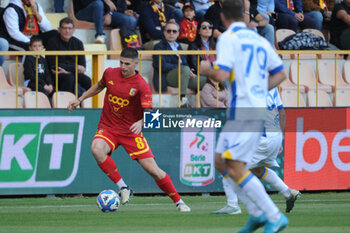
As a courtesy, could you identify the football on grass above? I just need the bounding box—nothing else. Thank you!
[97,190,120,212]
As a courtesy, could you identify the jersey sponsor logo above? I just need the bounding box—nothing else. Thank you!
[129,88,136,96]
[108,81,114,85]
[250,85,265,98]
[108,94,130,107]
[113,106,120,113]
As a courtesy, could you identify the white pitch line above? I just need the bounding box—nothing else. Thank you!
[0,198,349,210]
[0,203,173,209]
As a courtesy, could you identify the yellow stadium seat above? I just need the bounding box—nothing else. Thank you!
[289,61,332,92]
[109,28,122,59]
[307,90,333,107]
[24,91,51,108]
[0,67,13,89]
[0,89,22,108]
[7,63,30,94]
[84,43,107,60]
[335,89,350,106]
[52,91,77,108]
[279,74,306,92]
[302,28,325,40]
[280,89,306,107]
[275,29,295,59]
[342,60,350,84]
[7,63,25,87]
[276,29,295,44]
[45,13,68,29]
[1,66,25,95]
[318,61,350,91]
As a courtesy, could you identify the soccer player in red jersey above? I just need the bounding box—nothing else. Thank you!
[68,47,190,212]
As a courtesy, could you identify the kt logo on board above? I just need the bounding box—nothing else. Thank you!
[0,117,84,188]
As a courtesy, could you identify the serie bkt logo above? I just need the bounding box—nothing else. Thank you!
[0,117,84,188]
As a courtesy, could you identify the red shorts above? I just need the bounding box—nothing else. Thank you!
[92,128,154,160]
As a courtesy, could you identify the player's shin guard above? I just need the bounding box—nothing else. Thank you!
[238,170,280,222]
[98,156,122,184]
[259,167,291,199]
[156,173,181,203]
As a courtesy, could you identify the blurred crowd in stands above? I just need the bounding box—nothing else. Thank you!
[0,0,350,107]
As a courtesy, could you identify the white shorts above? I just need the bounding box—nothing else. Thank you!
[216,120,264,164]
[247,133,283,169]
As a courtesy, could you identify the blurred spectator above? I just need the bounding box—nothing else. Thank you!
[0,38,9,66]
[126,0,145,14]
[274,0,318,32]
[322,0,335,21]
[164,0,185,21]
[204,0,225,39]
[330,0,350,49]
[0,0,58,51]
[178,3,198,44]
[140,0,177,49]
[73,0,138,44]
[187,20,216,74]
[200,79,228,107]
[153,22,206,107]
[302,0,335,27]
[107,0,138,35]
[250,0,275,45]
[258,0,275,16]
[301,0,324,30]
[54,0,64,13]
[192,0,212,22]
[46,17,91,96]
[257,0,278,27]
[23,36,53,98]
[73,0,105,43]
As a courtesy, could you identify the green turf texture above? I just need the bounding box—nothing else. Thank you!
[0,192,349,233]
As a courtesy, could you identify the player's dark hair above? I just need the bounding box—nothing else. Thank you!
[221,0,244,21]
[59,17,75,28]
[29,36,42,46]
[120,47,138,60]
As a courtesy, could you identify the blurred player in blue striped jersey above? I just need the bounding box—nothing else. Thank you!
[200,0,288,232]
[247,87,301,213]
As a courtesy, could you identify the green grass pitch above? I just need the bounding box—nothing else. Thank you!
[0,192,349,233]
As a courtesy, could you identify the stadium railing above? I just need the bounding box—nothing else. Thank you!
[0,50,350,108]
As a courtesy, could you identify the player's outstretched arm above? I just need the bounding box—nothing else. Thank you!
[67,81,105,112]
[67,99,81,112]
[268,69,287,90]
[199,60,230,83]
